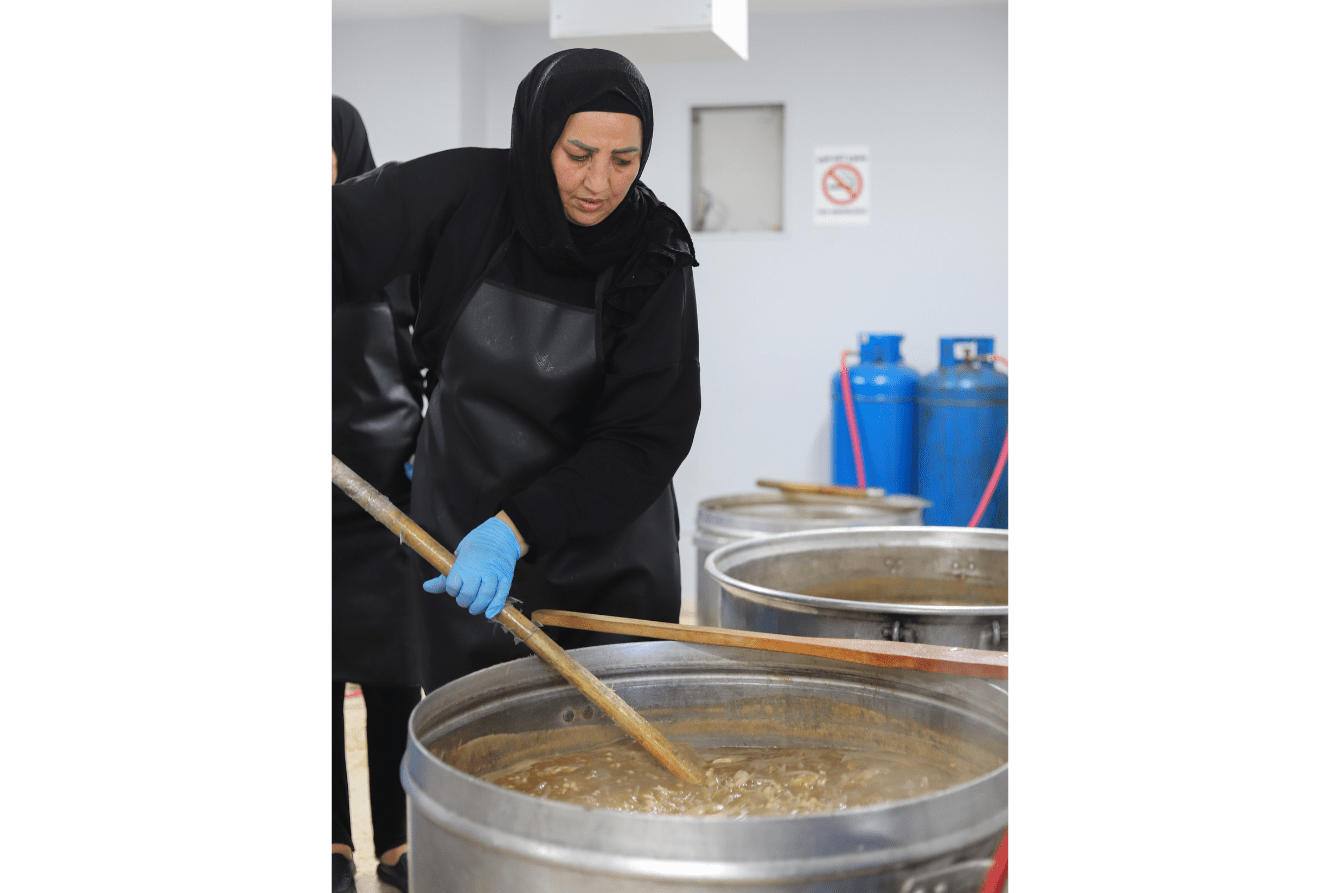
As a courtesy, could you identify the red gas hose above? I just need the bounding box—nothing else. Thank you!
[967,354,1008,529]
[979,829,1008,893]
[967,430,1008,528]
[838,349,867,489]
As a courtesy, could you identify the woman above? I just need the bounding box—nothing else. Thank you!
[331,96,422,893]
[332,49,699,695]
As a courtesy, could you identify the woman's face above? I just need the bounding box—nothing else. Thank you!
[550,111,642,226]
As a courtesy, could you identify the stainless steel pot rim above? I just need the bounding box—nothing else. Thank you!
[692,529,747,550]
[704,526,1008,618]
[696,493,930,538]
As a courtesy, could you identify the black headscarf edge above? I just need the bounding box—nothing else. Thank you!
[332,96,376,183]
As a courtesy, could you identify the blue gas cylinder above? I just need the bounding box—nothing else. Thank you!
[916,337,1008,528]
[832,333,919,494]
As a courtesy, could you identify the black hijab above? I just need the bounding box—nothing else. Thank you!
[508,48,695,289]
[333,96,376,183]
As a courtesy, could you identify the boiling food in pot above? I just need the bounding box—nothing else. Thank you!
[478,738,980,817]
[434,694,1005,818]
[483,744,968,816]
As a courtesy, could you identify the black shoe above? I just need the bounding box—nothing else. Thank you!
[376,852,409,892]
[333,853,355,893]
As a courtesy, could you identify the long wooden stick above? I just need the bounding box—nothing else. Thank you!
[332,456,705,785]
[531,610,1008,680]
[755,478,886,498]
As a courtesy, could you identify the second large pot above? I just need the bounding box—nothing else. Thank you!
[693,492,928,626]
[706,527,1007,650]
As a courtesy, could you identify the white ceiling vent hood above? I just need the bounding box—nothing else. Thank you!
[550,0,748,65]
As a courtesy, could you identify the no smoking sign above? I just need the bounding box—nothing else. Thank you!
[814,147,870,225]
[822,163,863,204]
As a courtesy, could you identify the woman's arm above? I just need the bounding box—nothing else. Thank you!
[332,148,492,306]
[501,265,701,552]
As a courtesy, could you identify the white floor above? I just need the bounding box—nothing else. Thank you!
[340,685,401,893]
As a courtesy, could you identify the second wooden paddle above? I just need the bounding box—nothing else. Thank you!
[531,610,1008,680]
[332,456,705,785]
[756,478,885,498]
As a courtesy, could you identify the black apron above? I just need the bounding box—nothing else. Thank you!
[409,235,681,692]
[332,278,426,686]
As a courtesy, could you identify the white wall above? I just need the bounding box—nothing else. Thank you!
[332,14,486,164]
[332,5,1007,615]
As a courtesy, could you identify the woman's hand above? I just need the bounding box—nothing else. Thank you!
[423,514,527,619]
[332,147,338,185]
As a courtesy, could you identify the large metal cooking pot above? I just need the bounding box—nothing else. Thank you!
[707,527,1007,651]
[404,641,1006,892]
[693,493,928,626]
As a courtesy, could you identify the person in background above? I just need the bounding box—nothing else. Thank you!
[332,50,700,695]
[331,95,423,893]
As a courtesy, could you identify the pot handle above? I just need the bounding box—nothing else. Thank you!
[898,858,994,893]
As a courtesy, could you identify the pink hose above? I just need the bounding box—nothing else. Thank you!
[967,354,1008,529]
[838,350,867,489]
[967,431,1008,528]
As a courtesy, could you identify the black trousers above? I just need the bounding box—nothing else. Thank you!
[333,680,421,857]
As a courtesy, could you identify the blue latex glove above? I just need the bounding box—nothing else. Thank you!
[422,517,521,619]
[403,462,414,480]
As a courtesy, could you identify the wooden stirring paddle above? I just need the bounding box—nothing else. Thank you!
[332,456,705,786]
[531,610,1008,680]
[755,478,886,498]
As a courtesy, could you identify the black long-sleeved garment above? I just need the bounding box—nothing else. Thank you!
[332,147,699,553]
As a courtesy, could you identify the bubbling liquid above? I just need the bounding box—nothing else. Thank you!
[435,694,1006,819]
[480,738,977,817]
